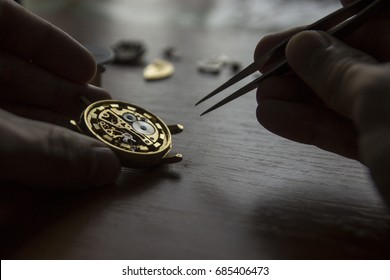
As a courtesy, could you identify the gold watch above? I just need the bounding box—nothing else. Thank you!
[72,99,183,168]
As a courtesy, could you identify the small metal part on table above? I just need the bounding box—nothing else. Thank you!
[229,61,242,73]
[112,40,146,64]
[163,46,181,61]
[143,59,175,81]
[197,54,229,74]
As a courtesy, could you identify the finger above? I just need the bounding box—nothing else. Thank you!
[0,50,111,119]
[0,109,121,190]
[360,128,390,206]
[343,8,390,62]
[0,101,74,128]
[257,74,322,105]
[256,74,358,159]
[254,2,390,66]
[337,0,390,62]
[340,0,354,6]
[254,27,304,72]
[257,99,358,160]
[357,83,390,205]
[254,27,304,61]
[285,30,378,119]
[0,0,96,83]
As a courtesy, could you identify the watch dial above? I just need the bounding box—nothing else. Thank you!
[83,101,170,154]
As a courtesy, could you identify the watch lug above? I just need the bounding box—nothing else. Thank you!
[70,120,82,132]
[168,124,184,134]
[161,153,183,164]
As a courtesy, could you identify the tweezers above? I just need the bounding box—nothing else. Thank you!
[196,0,385,116]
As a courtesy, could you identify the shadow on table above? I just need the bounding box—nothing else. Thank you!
[249,185,390,259]
[0,166,180,259]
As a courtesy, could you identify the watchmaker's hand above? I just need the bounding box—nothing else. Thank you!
[255,0,390,161]
[0,109,121,189]
[0,0,111,126]
[255,0,390,205]
[0,0,121,189]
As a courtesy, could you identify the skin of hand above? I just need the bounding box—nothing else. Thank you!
[255,0,390,205]
[0,0,121,190]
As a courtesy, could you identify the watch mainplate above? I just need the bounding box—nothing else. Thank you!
[79,100,177,168]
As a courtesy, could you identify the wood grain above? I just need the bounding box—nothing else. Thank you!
[1,0,389,259]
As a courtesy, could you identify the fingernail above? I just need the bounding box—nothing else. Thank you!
[88,147,121,187]
[286,31,332,74]
[288,30,332,51]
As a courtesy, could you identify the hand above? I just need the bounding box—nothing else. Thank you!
[0,0,121,190]
[255,0,390,204]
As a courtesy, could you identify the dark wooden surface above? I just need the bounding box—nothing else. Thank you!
[1,0,390,259]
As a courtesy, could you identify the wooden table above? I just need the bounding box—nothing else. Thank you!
[1,0,389,259]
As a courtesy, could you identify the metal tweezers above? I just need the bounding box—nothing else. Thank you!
[196,0,385,116]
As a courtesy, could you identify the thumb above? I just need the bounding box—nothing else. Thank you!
[0,110,121,190]
[285,30,378,119]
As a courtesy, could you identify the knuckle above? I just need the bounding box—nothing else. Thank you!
[320,50,377,116]
[41,77,68,109]
[45,126,75,165]
[323,55,362,107]
[44,126,91,184]
[353,65,390,131]
[354,66,390,96]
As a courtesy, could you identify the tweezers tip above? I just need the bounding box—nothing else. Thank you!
[195,97,207,106]
[196,90,220,106]
[200,107,215,116]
